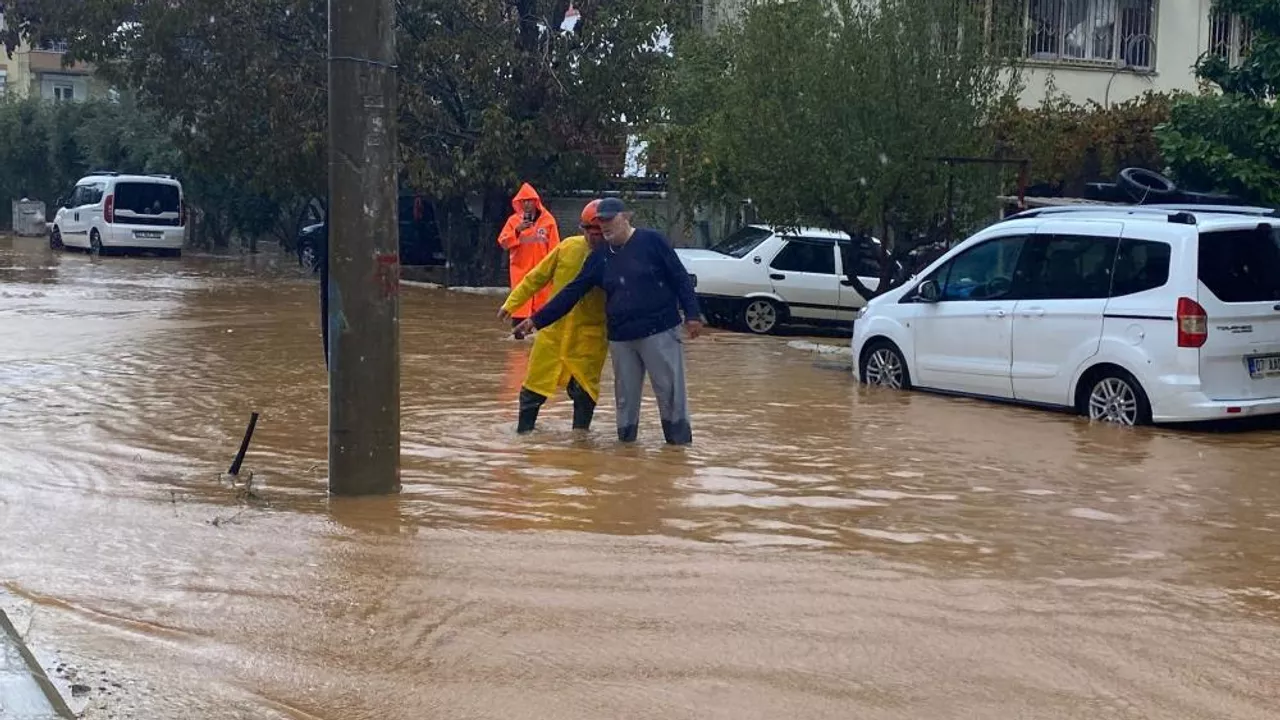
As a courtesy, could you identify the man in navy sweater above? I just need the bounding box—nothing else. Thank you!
[514,198,704,445]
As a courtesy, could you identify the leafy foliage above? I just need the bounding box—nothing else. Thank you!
[992,89,1174,196]
[1156,0,1280,207]
[661,0,1022,297]
[397,0,690,284]
[3,0,690,279]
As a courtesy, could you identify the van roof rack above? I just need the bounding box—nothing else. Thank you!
[85,170,119,177]
[1003,204,1278,223]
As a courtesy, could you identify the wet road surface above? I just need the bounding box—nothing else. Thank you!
[2,236,1280,719]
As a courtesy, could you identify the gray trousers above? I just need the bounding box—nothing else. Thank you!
[610,326,692,445]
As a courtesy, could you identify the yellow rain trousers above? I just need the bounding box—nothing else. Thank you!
[501,235,607,401]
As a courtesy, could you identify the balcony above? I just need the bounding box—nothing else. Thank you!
[27,45,93,75]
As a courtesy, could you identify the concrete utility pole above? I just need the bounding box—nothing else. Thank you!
[327,0,401,495]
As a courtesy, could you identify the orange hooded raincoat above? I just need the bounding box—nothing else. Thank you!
[498,183,561,318]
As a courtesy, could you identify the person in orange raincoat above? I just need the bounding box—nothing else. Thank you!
[498,200,608,433]
[497,183,561,324]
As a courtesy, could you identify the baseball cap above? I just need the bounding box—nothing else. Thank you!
[596,197,626,220]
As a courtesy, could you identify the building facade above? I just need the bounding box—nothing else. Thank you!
[701,1,1251,108]
[0,13,97,102]
[1015,0,1249,107]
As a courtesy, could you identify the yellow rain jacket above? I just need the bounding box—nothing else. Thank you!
[501,235,608,401]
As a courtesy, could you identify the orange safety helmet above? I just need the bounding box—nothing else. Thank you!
[580,199,602,228]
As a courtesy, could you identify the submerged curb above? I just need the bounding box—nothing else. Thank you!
[786,340,853,357]
[0,608,74,719]
[400,280,509,296]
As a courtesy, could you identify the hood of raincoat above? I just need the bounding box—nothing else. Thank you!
[511,183,547,215]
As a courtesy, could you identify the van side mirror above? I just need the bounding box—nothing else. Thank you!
[56,197,65,208]
[916,279,940,303]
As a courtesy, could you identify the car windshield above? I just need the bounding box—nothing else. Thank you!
[711,226,772,258]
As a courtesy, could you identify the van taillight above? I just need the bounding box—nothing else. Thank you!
[1177,296,1207,348]
[104,194,114,224]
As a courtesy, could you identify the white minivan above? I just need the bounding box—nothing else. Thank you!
[852,205,1280,425]
[50,173,186,256]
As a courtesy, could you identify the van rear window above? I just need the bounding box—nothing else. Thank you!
[1198,226,1280,303]
[114,183,180,215]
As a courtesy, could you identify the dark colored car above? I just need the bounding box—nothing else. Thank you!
[297,193,445,271]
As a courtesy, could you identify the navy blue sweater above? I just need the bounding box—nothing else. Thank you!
[531,228,701,342]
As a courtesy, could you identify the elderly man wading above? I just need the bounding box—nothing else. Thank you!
[515,198,703,445]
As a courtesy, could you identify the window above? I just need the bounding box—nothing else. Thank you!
[77,184,104,205]
[53,83,75,102]
[1197,227,1280,304]
[1013,234,1117,300]
[114,182,181,215]
[1210,11,1252,67]
[1110,239,1170,296]
[711,226,772,259]
[0,70,7,99]
[1026,0,1155,69]
[70,186,91,207]
[839,240,883,278]
[936,235,1026,301]
[770,239,836,275]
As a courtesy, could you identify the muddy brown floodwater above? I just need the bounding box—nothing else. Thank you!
[2,236,1280,719]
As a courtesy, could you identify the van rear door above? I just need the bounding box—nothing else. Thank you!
[1196,224,1280,400]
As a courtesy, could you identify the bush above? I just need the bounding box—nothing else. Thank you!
[991,89,1176,196]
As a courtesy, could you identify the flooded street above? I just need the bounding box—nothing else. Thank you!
[3,235,1280,719]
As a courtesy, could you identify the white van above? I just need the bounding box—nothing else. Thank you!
[852,205,1280,425]
[50,173,186,256]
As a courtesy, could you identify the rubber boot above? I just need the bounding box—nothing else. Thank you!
[566,378,596,430]
[661,419,693,446]
[517,388,546,434]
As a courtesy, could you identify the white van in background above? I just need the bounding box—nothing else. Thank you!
[50,173,186,256]
[852,205,1280,426]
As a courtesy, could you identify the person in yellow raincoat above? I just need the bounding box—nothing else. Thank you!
[498,200,609,433]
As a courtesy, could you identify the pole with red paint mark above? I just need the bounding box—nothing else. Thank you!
[327,0,401,496]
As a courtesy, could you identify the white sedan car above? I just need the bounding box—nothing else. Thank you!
[676,225,884,334]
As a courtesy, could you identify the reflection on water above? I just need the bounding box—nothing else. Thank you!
[2,235,1280,718]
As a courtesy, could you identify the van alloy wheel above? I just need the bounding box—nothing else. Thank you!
[864,347,906,389]
[1088,377,1139,426]
[742,299,780,334]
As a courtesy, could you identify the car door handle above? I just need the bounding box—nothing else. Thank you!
[986,308,1007,318]
[1019,308,1045,317]
[840,278,853,286]
[770,273,785,280]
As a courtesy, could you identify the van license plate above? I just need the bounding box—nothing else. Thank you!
[135,231,162,239]
[1247,355,1280,379]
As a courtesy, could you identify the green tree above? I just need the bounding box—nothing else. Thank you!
[397,0,690,284]
[5,0,690,277]
[662,0,1022,298]
[0,95,177,227]
[1156,0,1280,206]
